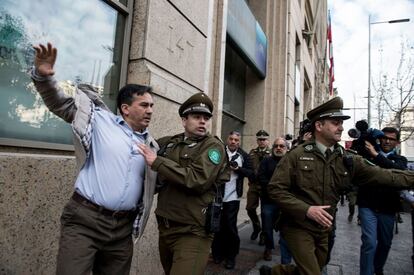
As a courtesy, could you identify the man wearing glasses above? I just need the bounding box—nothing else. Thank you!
[358,127,408,275]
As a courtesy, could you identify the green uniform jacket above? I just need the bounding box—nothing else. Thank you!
[248,147,271,186]
[268,140,414,233]
[152,133,229,227]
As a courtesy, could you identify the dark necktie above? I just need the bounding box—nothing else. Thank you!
[325,148,332,159]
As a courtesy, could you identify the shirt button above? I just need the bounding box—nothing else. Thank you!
[304,165,308,169]
[184,154,188,157]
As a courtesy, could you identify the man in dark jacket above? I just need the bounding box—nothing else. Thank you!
[358,127,408,275]
[258,137,292,262]
[212,131,254,269]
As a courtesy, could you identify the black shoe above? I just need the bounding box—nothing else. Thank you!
[374,272,384,275]
[224,259,235,269]
[258,232,265,246]
[251,229,260,240]
[213,256,223,264]
[259,265,272,275]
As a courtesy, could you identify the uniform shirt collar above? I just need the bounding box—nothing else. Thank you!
[315,141,334,155]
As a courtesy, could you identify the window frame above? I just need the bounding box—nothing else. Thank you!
[0,0,133,151]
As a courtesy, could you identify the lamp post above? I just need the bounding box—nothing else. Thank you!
[367,15,409,126]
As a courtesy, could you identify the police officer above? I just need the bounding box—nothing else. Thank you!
[247,130,271,243]
[260,97,414,275]
[138,92,229,275]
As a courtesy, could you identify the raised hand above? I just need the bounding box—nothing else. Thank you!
[33,42,57,77]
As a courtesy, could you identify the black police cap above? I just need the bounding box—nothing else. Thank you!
[256,130,269,139]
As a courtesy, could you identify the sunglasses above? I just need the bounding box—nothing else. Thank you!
[273,144,286,148]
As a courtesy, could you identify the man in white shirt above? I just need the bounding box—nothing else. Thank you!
[211,131,254,269]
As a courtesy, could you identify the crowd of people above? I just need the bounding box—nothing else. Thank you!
[31,42,414,275]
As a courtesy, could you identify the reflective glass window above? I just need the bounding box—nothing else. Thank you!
[0,0,126,145]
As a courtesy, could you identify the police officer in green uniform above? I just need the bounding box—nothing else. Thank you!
[138,92,229,275]
[247,130,271,243]
[259,97,414,275]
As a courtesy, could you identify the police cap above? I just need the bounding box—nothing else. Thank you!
[179,92,213,117]
[256,130,269,139]
[306,97,350,122]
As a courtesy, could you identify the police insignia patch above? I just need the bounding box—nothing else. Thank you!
[304,145,314,151]
[208,149,221,165]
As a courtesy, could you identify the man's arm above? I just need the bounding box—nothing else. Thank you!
[364,141,407,170]
[31,43,77,123]
[138,141,227,194]
[353,155,414,189]
[235,151,255,182]
[267,155,333,227]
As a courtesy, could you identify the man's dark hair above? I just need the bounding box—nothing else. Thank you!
[381,127,400,141]
[117,84,152,114]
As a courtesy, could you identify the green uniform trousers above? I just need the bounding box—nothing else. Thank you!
[271,224,329,275]
[157,216,212,275]
[246,184,261,231]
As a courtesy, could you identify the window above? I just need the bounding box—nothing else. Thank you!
[0,0,130,147]
[222,43,246,139]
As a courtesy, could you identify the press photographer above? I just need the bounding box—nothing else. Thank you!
[348,119,384,159]
[356,126,408,275]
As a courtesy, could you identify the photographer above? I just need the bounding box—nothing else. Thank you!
[357,127,408,275]
[211,131,254,269]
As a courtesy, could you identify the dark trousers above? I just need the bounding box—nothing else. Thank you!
[212,200,240,261]
[56,198,135,275]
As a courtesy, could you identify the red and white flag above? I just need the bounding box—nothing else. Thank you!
[327,11,334,96]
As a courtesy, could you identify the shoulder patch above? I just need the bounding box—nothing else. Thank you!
[208,149,221,165]
[304,145,314,152]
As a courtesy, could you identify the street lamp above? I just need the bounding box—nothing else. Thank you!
[368,15,410,126]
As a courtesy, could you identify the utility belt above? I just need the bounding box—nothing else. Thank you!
[72,192,137,218]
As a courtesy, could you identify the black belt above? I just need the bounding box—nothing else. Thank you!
[72,192,137,218]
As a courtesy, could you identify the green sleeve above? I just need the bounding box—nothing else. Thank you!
[353,155,414,188]
[151,142,227,194]
[267,155,310,221]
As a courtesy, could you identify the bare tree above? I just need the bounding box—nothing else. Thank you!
[373,39,414,142]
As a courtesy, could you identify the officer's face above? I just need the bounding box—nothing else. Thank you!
[227,134,241,152]
[121,92,154,132]
[315,119,343,146]
[257,138,269,148]
[182,113,211,138]
[380,132,399,153]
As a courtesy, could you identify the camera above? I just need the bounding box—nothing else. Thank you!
[229,161,239,168]
[299,119,312,137]
[348,120,384,158]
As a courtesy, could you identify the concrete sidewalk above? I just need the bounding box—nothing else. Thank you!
[206,200,413,275]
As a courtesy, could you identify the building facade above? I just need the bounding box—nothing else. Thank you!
[0,0,329,273]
